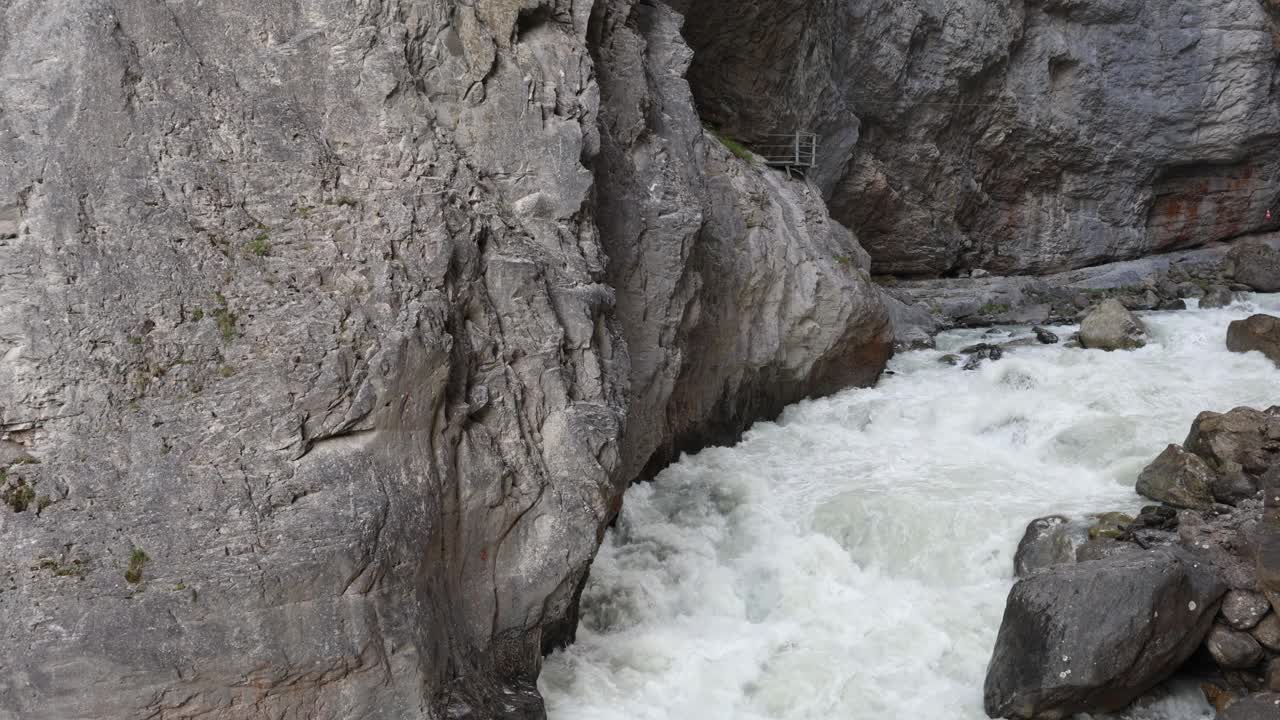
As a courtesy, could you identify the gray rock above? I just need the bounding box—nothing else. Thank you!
[1228,241,1280,292]
[0,0,894,716]
[1222,590,1273,631]
[1228,314,1280,367]
[1267,658,1280,692]
[1220,692,1280,720]
[1252,613,1280,653]
[1207,624,1265,670]
[1136,444,1217,511]
[1201,286,1238,309]
[1014,515,1078,576]
[682,0,1280,275]
[1032,327,1059,344]
[1079,299,1148,351]
[1185,406,1280,479]
[983,549,1227,719]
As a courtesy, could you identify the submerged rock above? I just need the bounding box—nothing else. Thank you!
[1227,242,1280,293]
[1079,299,1148,351]
[983,549,1226,719]
[1032,327,1059,344]
[1227,314,1280,367]
[960,342,1005,370]
[1136,445,1216,511]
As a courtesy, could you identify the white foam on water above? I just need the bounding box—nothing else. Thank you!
[540,295,1280,720]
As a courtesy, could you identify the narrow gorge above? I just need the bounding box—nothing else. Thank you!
[1,1,1279,719]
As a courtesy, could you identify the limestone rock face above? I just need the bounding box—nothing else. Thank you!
[679,0,1280,276]
[0,1,890,718]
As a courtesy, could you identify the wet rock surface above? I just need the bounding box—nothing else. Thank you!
[1079,299,1148,351]
[1227,314,1280,367]
[988,406,1280,719]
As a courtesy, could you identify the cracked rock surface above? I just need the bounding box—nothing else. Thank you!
[0,1,889,718]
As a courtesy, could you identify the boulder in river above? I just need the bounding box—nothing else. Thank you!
[1201,286,1237,309]
[1079,299,1147,351]
[1252,613,1280,652]
[1227,241,1280,292]
[1184,406,1280,480]
[1227,314,1280,367]
[1032,327,1059,344]
[983,548,1227,719]
[1135,445,1216,511]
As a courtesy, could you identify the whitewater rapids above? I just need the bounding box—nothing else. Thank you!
[540,296,1280,720]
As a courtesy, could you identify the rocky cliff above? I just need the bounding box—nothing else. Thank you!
[681,0,1280,276]
[0,1,889,718]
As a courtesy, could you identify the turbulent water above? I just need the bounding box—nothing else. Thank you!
[540,296,1280,720]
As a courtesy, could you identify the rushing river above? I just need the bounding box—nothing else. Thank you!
[540,295,1280,720]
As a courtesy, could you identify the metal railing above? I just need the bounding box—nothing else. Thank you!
[753,132,818,174]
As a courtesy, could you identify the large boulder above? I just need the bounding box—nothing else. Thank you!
[984,549,1227,719]
[1135,445,1217,510]
[1079,299,1147,351]
[1200,286,1237,309]
[1184,407,1280,481]
[1227,314,1280,367]
[1227,241,1280,293]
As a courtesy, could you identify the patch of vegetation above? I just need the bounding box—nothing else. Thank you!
[217,365,236,378]
[37,557,89,578]
[332,196,358,207]
[127,335,143,346]
[246,233,271,257]
[173,582,187,591]
[124,547,149,584]
[35,495,54,513]
[297,206,313,219]
[191,307,204,322]
[706,125,754,162]
[2,473,36,513]
[833,254,852,266]
[979,301,1011,315]
[212,293,237,343]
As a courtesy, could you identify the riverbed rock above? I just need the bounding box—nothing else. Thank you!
[1033,327,1059,344]
[1227,241,1280,293]
[1014,515,1079,576]
[1136,445,1217,511]
[1079,300,1148,351]
[1220,692,1280,719]
[983,549,1227,719]
[1185,407,1280,481]
[1222,590,1273,631]
[1201,286,1237,309]
[1253,614,1280,652]
[1227,315,1280,367]
[1207,625,1266,669]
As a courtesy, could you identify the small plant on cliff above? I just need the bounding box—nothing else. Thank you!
[2,474,36,513]
[212,293,237,343]
[246,233,271,257]
[979,301,1011,315]
[124,547,149,584]
[706,125,754,162]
